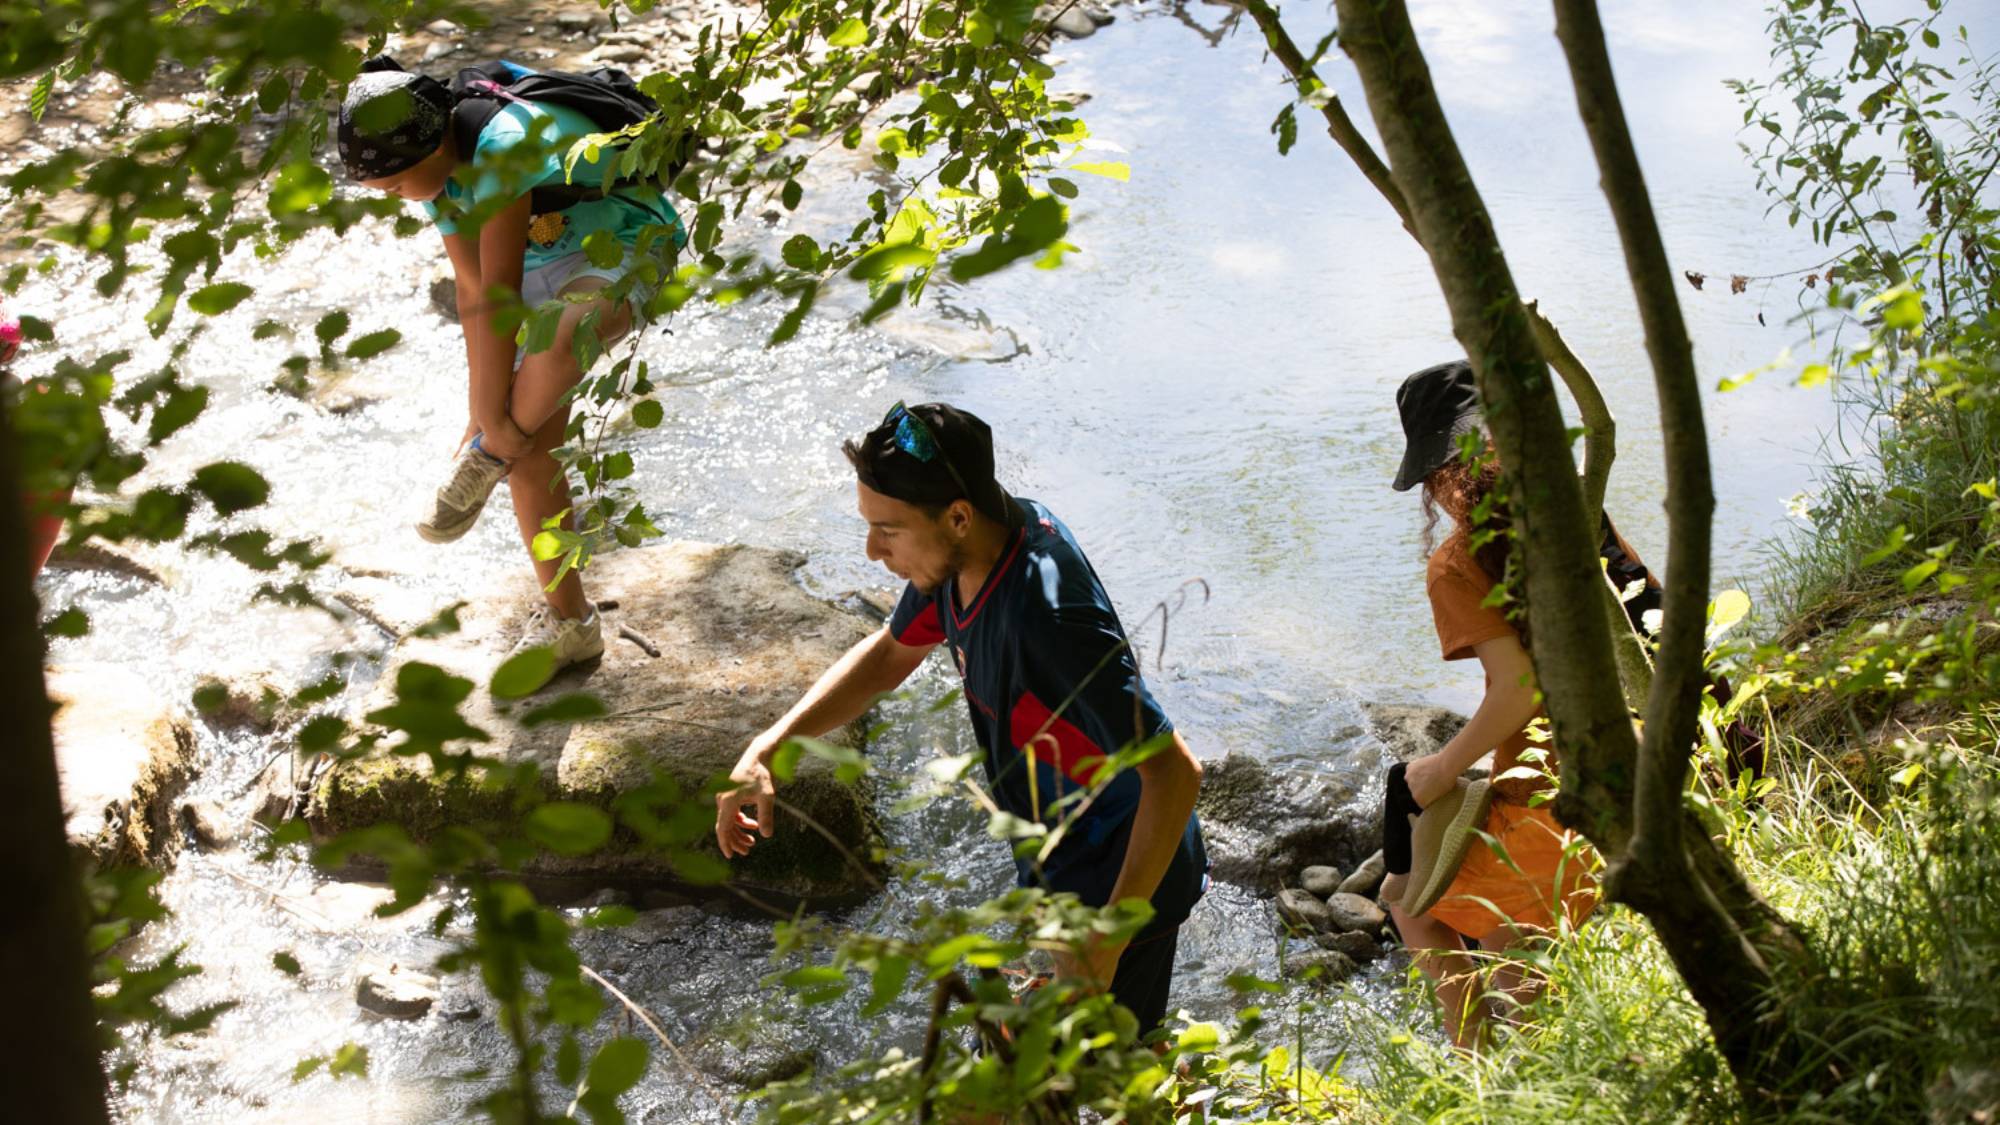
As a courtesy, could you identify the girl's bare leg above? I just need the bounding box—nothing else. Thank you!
[506,278,633,440]
[507,401,590,620]
[1389,902,1487,1049]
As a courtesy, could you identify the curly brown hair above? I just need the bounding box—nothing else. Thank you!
[1419,443,1526,643]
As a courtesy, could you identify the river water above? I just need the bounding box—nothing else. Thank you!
[19,0,1957,1120]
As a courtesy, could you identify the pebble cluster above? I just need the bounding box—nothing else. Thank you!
[1275,849,1392,985]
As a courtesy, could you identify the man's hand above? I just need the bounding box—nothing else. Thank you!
[478,415,535,461]
[1054,932,1128,992]
[1403,752,1458,810]
[715,744,777,858]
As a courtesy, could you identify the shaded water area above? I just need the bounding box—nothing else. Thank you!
[14,0,1929,1119]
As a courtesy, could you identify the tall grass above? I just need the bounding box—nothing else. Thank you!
[1338,705,2000,1124]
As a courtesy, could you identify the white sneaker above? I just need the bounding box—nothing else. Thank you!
[416,443,508,544]
[509,606,606,672]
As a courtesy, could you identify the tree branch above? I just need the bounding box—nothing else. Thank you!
[1550,0,1711,877]
[1241,0,1414,235]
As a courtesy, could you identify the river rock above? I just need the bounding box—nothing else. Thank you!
[1299,865,1343,898]
[593,43,647,63]
[308,542,882,909]
[356,964,439,1020]
[1363,702,1468,763]
[1325,892,1387,934]
[1274,887,1335,934]
[690,1020,817,1088]
[1338,850,1386,897]
[1054,8,1097,38]
[1195,752,1374,889]
[181,799,237,851]
[1285,949,1358,985]
[1312,929,1381,963]
[192,672,293,733]
[49,664,197,868]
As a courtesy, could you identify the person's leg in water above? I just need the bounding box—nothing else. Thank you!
[1385,885,1488,1050]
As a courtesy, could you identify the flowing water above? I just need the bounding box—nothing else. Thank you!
[18,0,1965,1120]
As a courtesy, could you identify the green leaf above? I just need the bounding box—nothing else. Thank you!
[526,802,613,855]
[1707,589,1751,638]
[268,161,333,216]
[849,243,934,281]
[521,693,609,728]
[292,1056,325,1082]
[315,311,351,347]
[28,72,53,122]
[257,73,292,114]
[149,385,210,444]
[583,230,624,270]
[187,283,254,315]
[345,329,402,360]
[491,646,557,699]
[1879,286,1924,330]
[273,950,302,976]
[783,965,851,1005]
[1066,161,1131,182]
[584,1036,650,1097]
[1046,177,1078,199]
[1900,559,1939,591]
[827,17,869,47]
[1798,363,1831,388]
[602,451,634,481]
[781,179,803,211]
[191,462,271,515]
[781,234,821,270]
[581,905,638,929]
[329,1042,368,1079]
[862,954,909,1017]
[44,607,90,638]
[631,400,664,429]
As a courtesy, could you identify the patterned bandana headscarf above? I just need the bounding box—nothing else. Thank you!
[338,68,452,180]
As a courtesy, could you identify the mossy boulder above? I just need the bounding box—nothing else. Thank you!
[309,541,882,908]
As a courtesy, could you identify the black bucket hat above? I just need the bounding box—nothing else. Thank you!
[1392,360,1485,492]
[851,402,1023,528]
[338,58,453,181]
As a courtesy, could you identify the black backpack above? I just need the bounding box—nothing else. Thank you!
[446,60,700,213]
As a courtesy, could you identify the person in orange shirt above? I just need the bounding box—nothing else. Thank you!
[1378,360,1599,1049]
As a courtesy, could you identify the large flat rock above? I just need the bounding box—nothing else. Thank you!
[309,541,882,907]
[49,663,197,868]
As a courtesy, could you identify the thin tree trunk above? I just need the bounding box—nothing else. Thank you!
[1551,1,1824,1103]
[0,394,113,1124]
[1329,0,1644,846]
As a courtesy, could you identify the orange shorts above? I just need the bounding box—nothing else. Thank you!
[1426,799,1599,943]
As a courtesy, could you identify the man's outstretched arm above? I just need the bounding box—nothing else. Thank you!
[715,624,934,857]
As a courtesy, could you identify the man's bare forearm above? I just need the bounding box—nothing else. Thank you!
[747,627,925,763]
[1103,732,1202,912]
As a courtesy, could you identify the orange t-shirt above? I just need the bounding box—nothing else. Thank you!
[1422,534,1599,942]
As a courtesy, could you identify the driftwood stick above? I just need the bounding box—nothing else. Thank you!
[616,622,662,658]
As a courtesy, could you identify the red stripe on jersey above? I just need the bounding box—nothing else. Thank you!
[1009,690,1107,786]
[894,601,945,646]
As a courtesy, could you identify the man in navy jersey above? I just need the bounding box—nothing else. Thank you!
[715,402,1207,1036]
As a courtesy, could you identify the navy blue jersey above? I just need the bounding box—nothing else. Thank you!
[889,499,1207,931]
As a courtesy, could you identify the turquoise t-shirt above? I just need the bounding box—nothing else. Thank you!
[423,100,684,270]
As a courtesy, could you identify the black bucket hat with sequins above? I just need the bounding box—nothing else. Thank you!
[337,57,453,180]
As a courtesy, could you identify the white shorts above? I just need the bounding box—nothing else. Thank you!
[515,248,655,365]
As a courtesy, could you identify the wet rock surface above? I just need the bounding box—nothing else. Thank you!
[357,963,440,1020]
[1197,751,1375,888]
[49,663,197,868]
[1363,702,1469,763]
[308,541,882,907]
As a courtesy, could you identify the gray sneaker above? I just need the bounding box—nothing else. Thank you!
[416,443,508,544]
[509,606,606,673]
